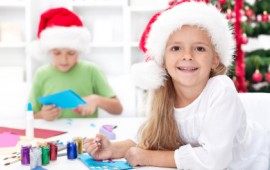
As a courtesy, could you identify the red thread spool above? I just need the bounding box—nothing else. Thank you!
[48,142,58,161]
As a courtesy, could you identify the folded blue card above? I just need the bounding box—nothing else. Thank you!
[38,89,86,109]
[78,154,133,170]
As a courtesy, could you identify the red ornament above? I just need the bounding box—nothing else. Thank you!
[226,9,233,19]
[262,11,269,22]
[219,0,226,5]
[245,7,254,20]
[252,69,263,83]
[265,65,270,83]
[241,34,248,44]
[265,72,270,83]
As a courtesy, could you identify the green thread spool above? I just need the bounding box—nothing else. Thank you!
[41,146,50,165]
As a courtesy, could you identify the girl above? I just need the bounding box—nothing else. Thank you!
[84,1,269,169]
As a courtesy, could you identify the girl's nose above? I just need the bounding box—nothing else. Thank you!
[181,50,193,61]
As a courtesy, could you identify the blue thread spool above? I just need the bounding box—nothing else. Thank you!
[67,141,77,160]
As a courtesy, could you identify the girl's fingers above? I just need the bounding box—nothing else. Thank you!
[85,142,99,154]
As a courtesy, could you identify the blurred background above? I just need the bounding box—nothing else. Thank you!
[0,0,269,119]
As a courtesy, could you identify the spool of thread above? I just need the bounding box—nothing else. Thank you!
[30,147,41,169]
[41,146,50,165]
[21,145,31,165]
[48,142,58,161]
[67,141,77,160]
[73,137,83,154]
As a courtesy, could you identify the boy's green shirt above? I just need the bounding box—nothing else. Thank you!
[29,60,115,118]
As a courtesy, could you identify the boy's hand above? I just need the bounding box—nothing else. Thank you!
[74,95,98,116]
[83,134,112,160]
[40,104,61,121]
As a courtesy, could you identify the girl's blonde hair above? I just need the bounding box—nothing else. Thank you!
[137,62,227,150]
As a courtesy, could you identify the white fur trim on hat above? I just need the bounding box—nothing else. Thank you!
[39,26,91,55]
[147,1,235,67]
[131,61,167,90]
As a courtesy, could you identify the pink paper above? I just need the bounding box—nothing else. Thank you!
[0,132,20,147]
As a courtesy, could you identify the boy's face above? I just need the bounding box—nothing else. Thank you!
[50,48,79,72]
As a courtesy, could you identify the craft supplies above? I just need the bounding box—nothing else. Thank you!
[48,142,58,161]
[99,125,117,140]
[4,157,21,166]
[30,147,42,169]
[41,146,50,165]
[21,145,31,165]
[26,102,34,140]
[73,137,83,154]
[67,141,77,160]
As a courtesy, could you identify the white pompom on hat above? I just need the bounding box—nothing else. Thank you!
[27,7,91,60]
[131,0,235,90]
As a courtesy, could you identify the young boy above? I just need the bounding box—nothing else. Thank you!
[28,7,122,121]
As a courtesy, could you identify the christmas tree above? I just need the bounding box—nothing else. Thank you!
[211,0,270,92]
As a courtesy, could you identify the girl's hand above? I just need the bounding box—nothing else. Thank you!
[83,134,112,160]
[40,104,61,121]
[75,95,98,116]
[125,147,146,167]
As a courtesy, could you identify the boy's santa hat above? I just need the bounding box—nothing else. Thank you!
[131,0,235,90]
[28,7,91,59]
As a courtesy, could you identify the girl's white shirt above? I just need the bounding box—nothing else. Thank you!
[174,75,269,170]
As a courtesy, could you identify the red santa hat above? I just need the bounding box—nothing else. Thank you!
[131,0,235,90]
[28,7,91,59]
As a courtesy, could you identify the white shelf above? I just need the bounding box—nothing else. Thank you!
[131,41,139,47]
[0,0,168,116]
[72,0,123,7]
[0,0,167,83]
[0,1,26,7]
[90,42,123,48]
[129,6,164,12]
[0,42,26,48]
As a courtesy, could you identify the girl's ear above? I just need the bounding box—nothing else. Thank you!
[212,54,220,69]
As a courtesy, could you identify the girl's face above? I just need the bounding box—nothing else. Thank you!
[164,25,220,90]
[50,48,78,72]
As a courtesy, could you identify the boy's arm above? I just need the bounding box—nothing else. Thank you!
[85,95,123,115]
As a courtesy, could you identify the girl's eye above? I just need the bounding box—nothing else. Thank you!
[195,46,206,52]
[171,46,181,51]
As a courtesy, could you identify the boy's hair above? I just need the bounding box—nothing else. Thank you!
[131,1,235,90]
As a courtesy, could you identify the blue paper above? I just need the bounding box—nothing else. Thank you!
[38,89,86,109]
[78,154,133,170]
[31,166,47,170]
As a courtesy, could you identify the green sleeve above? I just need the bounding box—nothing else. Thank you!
[91,66,115,98]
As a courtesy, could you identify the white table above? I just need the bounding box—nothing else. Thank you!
[0,117,175,170]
